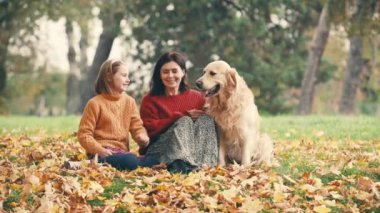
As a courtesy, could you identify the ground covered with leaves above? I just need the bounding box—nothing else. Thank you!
[0,131,379,212]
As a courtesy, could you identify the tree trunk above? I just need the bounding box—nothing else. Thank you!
[297,5,330,114]
[0,62,6,92]
[79,12,123,112]
[0,32,10,92]
[339,36,363,114]
[65,20,82,115]
[78,29,89,73]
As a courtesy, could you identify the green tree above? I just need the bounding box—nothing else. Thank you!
[297,3,330,114]
[80,1,133,112]
[0,0,87,114]
[337,0,380,114]
[60,1,93,114]
[0,0,49,92]
[130,0,333,113]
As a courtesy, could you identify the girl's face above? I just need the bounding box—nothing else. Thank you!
[160,61,185,94]
[110,65,130,94]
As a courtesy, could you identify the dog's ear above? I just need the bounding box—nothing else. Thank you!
[227,68,237,88]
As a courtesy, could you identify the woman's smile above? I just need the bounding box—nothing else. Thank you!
[160,61,185,95]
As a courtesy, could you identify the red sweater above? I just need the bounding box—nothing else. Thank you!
[140,89,206,138]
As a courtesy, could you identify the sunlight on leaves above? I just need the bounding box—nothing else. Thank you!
[1,131,379,212]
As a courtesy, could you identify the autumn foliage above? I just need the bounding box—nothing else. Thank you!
[0,132,379,212]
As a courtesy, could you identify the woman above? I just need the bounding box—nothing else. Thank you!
[140,51,218,173]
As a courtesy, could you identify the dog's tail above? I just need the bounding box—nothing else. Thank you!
[253,133,274,166]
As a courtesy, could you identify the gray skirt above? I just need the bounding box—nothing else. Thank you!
[145,115,218,168]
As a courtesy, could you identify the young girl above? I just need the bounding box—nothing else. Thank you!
[77,59,152,170]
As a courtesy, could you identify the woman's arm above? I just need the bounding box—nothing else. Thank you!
[140,97,183,138]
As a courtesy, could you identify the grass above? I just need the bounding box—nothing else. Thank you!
[1,115,379,140]
[262,115,380,141]
[0,115,80,134]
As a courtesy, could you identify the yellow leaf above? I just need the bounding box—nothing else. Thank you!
[121,192,134,204]
[142,176,157,185]
[241,176,258,187]
[21,139,32,147]
[349,206,360,213]
[241,198,263,213]
[282,175,297,184]
[301,184,317,193]
[314,195,324,202]
[203,196,218,209]
[27,174,40,185]
[97,196,107,200]
[323,200,336,207]
[313,205,331,213]
[10,183,22,190]
[104,199,120,207]
[329,191,343,200]
[76,152,87,160]
[220,186,240,201]
[155,184,167,191]
[182,174,200,186]
[273,191,285,203]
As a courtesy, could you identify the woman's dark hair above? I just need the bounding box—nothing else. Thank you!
[149,51,189,96]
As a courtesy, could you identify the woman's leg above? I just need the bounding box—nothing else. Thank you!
[144,116,197,170]
[99,153,139,171]
[193,115,219,167]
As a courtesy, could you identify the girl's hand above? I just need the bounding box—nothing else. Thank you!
[186,109,205,121]
[98,148,112,158]
[136,134,150,147]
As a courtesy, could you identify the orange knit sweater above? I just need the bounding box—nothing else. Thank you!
[78,93,148,155]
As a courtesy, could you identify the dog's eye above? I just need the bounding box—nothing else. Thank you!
[210,71,216,76]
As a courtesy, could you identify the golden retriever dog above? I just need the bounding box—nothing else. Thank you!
[196,60,273,166]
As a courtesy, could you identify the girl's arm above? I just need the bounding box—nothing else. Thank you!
[129,99,150,147]
[77,101,111,156]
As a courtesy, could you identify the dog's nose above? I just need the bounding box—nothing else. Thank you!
[195,80,203,89]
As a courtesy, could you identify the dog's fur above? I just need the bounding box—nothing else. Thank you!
[196,60,273,166]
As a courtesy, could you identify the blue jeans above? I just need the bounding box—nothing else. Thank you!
[139,155,160,168]
[98,153,159,171]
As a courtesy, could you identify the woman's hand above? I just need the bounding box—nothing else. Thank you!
[186,109,205,121]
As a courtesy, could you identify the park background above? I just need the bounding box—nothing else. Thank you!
[1,1,380,212]
[0,0,379,116]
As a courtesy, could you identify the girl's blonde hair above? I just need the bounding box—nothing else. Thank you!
[94,59,126,94]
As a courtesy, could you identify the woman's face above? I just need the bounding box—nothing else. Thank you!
[160,61,185,93]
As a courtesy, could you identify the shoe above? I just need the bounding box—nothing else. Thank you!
[167,160,195,174]
[62,160,91,169]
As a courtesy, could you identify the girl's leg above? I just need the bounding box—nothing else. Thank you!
[99,153,139,171]
[138,156,160,167]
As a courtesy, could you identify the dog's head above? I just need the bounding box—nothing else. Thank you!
[196,60,238,97]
